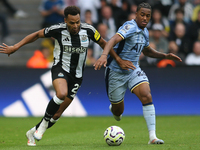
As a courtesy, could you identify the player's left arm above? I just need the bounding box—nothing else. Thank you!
[142,46,182,62]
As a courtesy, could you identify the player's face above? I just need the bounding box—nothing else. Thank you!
[65,14,81,35]
[135,8,151,29]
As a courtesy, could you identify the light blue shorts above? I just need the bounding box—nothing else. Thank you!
[105,67,149,104]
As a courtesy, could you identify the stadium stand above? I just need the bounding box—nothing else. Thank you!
[0,0,42,66]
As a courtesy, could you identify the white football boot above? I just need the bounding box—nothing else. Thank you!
[26,127,36,146]
[109,104,122,121]
[34,119,48,141]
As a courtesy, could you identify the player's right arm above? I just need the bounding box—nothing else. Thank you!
[103,34,123,55]
[94,34,122,70]
[107,34,136,70]
[94,34,136,70]
[0,29,45,56]
[94,35,136,70]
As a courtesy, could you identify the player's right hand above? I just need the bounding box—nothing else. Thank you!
[93,55,107,70]
[0,43,17,56]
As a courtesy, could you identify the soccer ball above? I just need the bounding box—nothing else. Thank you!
[104,125,125,146]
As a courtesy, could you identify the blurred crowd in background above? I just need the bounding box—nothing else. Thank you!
[1,0,200,68]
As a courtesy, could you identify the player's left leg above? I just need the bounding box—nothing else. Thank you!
[26,96,72,146]
[132,83,164,144]
[26,127,36,146]
[109,101,124,121]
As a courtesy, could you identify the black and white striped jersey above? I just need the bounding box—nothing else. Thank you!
[44,22,101,78]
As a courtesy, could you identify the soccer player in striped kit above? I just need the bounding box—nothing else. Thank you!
[94,2,182,144]
[0,6,135,146]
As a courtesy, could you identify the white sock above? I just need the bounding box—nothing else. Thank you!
[149,130,156,141]
[50,118,59,123]
[38,119,48,129]
[143,104,157,140]
[53,95,63,105]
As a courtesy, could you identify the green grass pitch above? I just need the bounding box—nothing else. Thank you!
[0,116,199,150]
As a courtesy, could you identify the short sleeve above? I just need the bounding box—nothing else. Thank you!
[84,24,101,43]
[44,27,52,37]
[44,24,61,38]
[117,22,135,39]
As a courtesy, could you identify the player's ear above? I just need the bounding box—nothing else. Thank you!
[135,12,138,18]
[64,18,67,23]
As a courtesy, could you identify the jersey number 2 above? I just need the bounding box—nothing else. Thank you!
[70,83,80,99]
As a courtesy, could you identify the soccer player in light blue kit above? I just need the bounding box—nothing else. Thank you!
[94,2,182,144]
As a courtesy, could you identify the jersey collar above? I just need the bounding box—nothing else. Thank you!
[133,19,145,33]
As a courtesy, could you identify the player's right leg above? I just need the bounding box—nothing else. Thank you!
[109,102,124,121]
[105,68,127,121]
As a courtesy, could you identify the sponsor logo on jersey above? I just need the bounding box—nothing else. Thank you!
[94,30,100,41]
[63,46,87,53]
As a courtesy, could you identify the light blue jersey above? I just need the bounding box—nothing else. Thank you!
[107,20,150,73]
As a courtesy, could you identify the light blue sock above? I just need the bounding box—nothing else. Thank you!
[143,103,157,140]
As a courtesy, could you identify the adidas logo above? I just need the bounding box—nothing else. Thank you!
[2,70,87,117]
[58,72,64,77]
[63,37,70,41]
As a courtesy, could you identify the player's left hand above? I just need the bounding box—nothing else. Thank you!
[166,53,182,62]
[0,43,17,56]
[93,55,107,70]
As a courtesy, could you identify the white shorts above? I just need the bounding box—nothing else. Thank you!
[105,67,149,104]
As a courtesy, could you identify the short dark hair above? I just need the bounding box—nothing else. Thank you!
[64,6,80,18]
[136,2,151,12]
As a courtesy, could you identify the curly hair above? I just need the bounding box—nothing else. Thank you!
[136,2,151,12]
[64,6,80,18]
